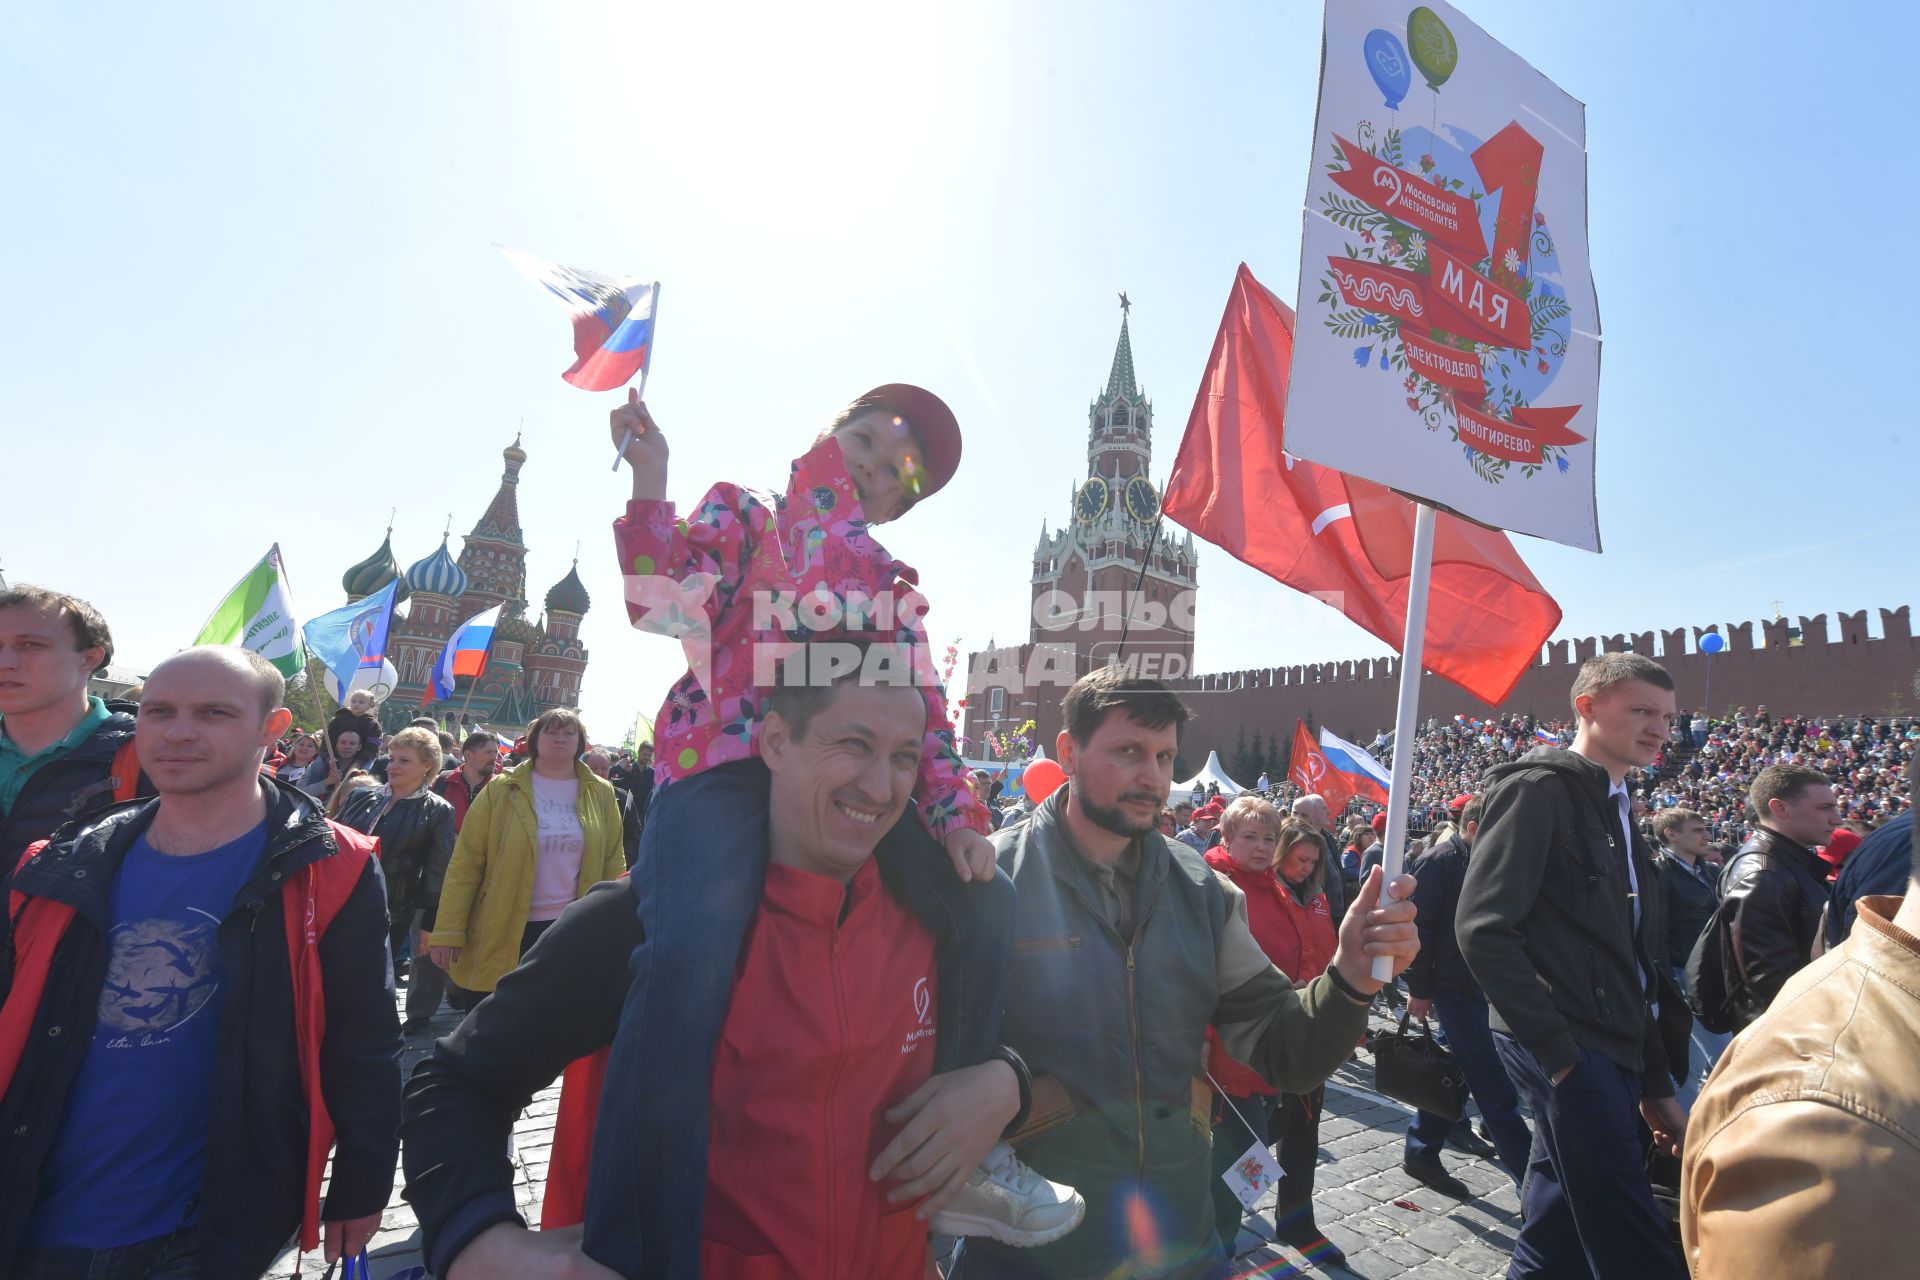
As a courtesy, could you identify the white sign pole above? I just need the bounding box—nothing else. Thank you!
[1373,500,1438,983]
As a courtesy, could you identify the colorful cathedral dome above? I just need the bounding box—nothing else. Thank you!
[544,563,591,616]
[342,530,410,604]
[406,534,469,599]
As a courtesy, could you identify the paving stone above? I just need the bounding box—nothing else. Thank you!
[1405,1222,1474,1255]
[1444,1241,1509,1276]
[1418,1258,1497,1279]
[1340,1247,1411,1278]
[1370,1235,1441,1267]
[1320,1186,1380,1216]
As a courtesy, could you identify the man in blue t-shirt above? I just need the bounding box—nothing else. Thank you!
[22,819,269,1253]
[0,645,402,1280]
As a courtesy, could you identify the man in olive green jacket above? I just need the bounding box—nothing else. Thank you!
[957,668,1419,1280]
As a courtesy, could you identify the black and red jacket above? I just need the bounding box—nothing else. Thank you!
[0,776,402,1279]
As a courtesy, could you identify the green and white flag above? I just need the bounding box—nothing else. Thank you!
[194,544,306,678]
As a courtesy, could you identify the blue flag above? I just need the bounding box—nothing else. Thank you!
[302,582,398,700]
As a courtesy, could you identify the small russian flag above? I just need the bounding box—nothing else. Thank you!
[497,245,658,392]
[423,605,503,706]
[1534,726,1560,744]
[1318,727,1393,806]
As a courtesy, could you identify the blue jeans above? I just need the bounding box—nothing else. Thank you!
[1671,967,1733,1110]
[1404,991,1533,1185]
[1494,1035,1682,1279]
[581,760,1015,1279]
[9,1230,198,1280]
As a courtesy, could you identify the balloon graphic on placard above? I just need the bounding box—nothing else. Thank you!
[1406,6,1458,91]
[1699,632,1727,655]
[1023,758,1067,804]
[1363,29,1412,110]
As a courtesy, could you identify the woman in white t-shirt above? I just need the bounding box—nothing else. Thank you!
[425,707,626,995]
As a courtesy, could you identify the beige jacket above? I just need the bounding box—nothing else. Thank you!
[1681,895,1920,1277]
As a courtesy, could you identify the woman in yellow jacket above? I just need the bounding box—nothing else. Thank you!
[426,708,626,994]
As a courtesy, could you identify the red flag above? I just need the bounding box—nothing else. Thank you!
[1287,719,1354,810]
[1161,264,1561,706]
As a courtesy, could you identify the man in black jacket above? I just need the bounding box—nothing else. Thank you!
[1458,653,1687,1279]
[1653,808,1718,974]
[1715,764,1839,1028]
[584,747,642,869]
[1402,796,1532,1192]
[0,585,144,865]
[0,646,401,1280]
[1652,806,1726,1103]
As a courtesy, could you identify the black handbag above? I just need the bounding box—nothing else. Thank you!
[1372,1011,1469,1121]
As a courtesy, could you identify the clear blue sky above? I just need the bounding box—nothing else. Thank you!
[3,0,1913,739]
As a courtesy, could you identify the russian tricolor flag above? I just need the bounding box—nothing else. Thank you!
[497,245,658,392]
[1318,727,1393,806]
[1534,726,1561,744]
[423,605,503,707]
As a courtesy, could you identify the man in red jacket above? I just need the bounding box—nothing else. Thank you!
[403,666,1064,1279]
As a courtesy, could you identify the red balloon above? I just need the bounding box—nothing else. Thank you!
[1023,758,1067,803]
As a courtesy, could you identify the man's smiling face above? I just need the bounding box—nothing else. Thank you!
[762,680,926,882]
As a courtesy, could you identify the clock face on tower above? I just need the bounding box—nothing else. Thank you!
[1124,475,1158,523]
[1075,477,1110,524]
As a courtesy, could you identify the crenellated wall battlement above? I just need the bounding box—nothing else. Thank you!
[964,604,1918,777]
[1184,606,1912,692]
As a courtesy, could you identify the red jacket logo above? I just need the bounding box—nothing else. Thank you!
[902,976,935,1055]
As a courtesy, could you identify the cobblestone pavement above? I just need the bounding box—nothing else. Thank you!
[270,990,1520,1278]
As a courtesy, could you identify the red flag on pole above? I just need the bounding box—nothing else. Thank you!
[1287,719,1354,811]
[1161,264,1561,706]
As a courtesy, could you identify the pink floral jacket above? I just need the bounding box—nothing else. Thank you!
[613,437,989,841]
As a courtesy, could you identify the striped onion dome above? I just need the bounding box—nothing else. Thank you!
[406,534,468,599]
[342,531,410,604]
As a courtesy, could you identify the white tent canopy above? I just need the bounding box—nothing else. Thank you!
[960,744,1048,775]
[1171,751,1244,801]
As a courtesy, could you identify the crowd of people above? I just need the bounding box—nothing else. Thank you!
[0,376,1912,1280]
[1140,709,1914,874]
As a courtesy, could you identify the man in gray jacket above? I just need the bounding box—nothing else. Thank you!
[957,666,1419,1280]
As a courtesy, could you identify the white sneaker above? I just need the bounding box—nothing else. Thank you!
[928,1142,1086,1247]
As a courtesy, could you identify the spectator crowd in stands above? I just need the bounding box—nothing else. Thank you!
[1157,711,1915,859]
